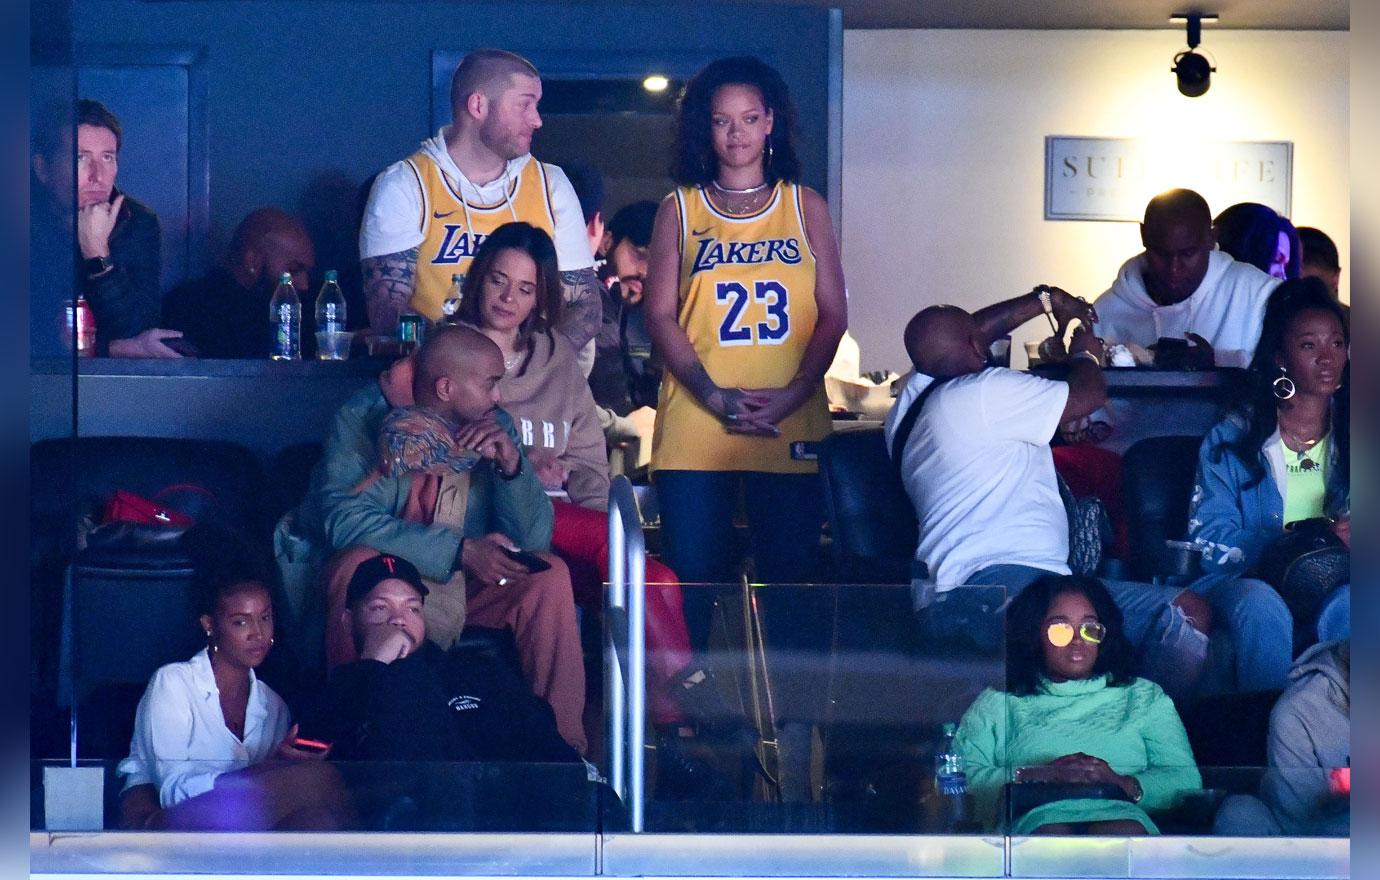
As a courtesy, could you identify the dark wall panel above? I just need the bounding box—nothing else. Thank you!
[73,1,835,285]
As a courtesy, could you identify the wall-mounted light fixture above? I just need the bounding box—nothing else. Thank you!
[642,74,670,93]
[1170,13,1218,97]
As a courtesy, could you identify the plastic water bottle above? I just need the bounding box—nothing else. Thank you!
[314,270,348,360]
[934,722,971,829]
[315,269,347,334]
[935,722,967,795]
[269,272,300,361]
[441,273,464,318]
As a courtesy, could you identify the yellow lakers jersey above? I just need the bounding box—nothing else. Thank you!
[652,182,831,474]
[407,152,557,321]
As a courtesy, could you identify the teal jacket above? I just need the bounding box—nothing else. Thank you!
[292,383,554,582]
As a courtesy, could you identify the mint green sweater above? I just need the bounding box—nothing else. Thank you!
[954,675,1201,834]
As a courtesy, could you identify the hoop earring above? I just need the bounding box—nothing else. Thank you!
[1272,366,1296,400]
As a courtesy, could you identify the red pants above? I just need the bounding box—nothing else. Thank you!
[551,500,693,727]
[323,545,588,756]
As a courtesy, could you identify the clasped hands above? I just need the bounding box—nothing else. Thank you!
[1016,752,1139,800]
[705,377,815,437]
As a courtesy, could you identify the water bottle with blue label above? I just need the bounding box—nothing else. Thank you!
[934,722,972,829]
[269,272,300,360]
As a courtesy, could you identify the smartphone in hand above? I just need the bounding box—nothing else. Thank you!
[291,737,331,755]
[501,546,552,573]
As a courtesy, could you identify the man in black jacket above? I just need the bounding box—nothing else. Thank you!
[31,98,181,357]
[314,553,580,765]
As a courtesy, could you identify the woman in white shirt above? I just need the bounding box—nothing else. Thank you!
[119,566,352,830]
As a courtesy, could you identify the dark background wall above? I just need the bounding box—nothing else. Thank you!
[72,0,837,297]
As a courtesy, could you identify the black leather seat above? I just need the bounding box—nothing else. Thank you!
[818,427,918,585]
[1120,435,1204,582]
[31,436,273,545]
[30,437,270,760]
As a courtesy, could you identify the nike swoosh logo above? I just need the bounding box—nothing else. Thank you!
[691,227,711,236]
[434,210,458,219]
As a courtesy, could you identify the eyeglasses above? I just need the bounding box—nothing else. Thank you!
[1046,621,1106,648]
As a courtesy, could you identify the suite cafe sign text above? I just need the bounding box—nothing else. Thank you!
[1044,136,1293,222]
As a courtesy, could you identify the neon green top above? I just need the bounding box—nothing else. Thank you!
[1282,434,1329,526]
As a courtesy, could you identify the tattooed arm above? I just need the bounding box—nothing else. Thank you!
[555,267,602,351]
[362,247,419,334]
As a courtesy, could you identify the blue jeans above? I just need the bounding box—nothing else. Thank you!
[1315,584,1350,642]
[655,470,828,721]
[1189,577,1293,691]
[957,564,1209,698]
[656,470,826,646]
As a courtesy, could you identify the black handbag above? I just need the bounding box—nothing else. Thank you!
[1255,518,1349,622]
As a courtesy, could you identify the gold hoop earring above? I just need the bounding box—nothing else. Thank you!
[1272,366,1296,400]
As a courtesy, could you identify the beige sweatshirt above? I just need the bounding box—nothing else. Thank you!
[500,330,611,511]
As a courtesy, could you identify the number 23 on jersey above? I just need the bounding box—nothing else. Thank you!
[716,279,790,346]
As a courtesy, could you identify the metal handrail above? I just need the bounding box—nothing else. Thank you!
[606,476,646,832]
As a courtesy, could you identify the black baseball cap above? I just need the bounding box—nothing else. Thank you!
[345,554,429,608]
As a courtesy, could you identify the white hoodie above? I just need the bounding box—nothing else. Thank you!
[1093,249,1280,367]
[358,127,592,271]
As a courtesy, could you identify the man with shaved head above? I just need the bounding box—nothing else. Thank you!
[162,207,317,358]
[885,288,1211,696]
[359,48,601,349]
[279,325,588,752]
[1093,188,1280,367]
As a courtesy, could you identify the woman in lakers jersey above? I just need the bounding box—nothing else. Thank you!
[644,57,847,661]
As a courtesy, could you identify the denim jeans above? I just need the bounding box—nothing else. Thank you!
[1189,576,1293,691]
[922,564,1209,698]
[1315,584,1350,642]
[655,469,828,721]
[655,469,826,650]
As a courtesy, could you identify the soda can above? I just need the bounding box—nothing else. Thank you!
[62,297,96,357]
[398,313,424,352]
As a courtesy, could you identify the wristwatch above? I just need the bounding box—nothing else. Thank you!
[1037,286,1054,318]
[84,255,113,277]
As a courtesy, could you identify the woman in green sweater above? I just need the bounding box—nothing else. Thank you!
[955,575,1201,835]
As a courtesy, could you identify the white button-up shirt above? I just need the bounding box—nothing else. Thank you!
[117,648,292,808]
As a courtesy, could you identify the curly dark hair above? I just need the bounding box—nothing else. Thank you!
[671,56,801,187]
[1212,276,1350,490]
[452,221,563,374]
[1005,575,1136,697]
[1214,202,1301,281]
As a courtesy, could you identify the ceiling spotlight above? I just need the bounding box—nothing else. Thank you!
[1170,13,1218,97]
[642,74,669,93]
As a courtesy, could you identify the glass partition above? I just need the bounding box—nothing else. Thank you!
[604,582,1009,837]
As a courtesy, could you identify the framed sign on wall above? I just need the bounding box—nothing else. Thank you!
[1045,136,1293,222]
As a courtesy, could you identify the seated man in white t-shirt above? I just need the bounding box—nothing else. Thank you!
[885,292,1211,696]
[358,48,600,349]
[1093,188,1281,368]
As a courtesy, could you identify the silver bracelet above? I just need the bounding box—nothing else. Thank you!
[1071,350,1102,366]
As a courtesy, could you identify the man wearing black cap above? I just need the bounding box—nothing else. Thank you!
[313,553,579,764]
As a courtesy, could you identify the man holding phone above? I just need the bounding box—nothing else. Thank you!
[31,98,184,357]
[311,553,579,765]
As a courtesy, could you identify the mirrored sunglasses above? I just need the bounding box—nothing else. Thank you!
[1046,621,1106,648]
